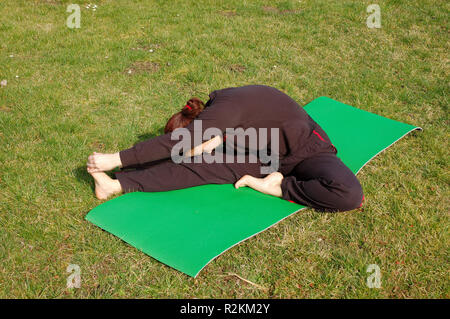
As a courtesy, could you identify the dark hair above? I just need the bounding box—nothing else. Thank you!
[164,97,205,133]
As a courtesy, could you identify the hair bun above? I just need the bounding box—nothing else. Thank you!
[181,97,205,119]
[164,97,206,133]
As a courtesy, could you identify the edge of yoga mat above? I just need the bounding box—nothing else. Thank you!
[354,127,423,174]
[310,96,423,175]
[192,203,307,278]
[85,96,422,277]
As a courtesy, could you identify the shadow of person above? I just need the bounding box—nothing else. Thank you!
[73,165,94,188]
[73,165,117,188]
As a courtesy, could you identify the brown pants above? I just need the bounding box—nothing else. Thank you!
[114,152,363,212]
[115,154,264,193]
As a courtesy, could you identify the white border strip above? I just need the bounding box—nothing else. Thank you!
[194,126,422,277]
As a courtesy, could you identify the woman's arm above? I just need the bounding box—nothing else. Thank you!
[87,104,231,172]
[184,135,223,157]
[119,101,237,167]
[234,172,284,198]
[87,135,223,172]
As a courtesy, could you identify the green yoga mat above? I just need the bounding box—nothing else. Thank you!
[85,97,421,277]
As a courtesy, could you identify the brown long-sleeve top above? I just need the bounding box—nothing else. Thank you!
[119,85,337,176]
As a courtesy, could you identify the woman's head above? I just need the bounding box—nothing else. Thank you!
[164,97,205,133]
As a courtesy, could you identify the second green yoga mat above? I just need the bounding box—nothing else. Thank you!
[85,97,421,277]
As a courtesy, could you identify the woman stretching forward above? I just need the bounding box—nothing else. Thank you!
[87,85,364,212]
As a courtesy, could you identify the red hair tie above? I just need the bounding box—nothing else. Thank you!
[184,104,192,110]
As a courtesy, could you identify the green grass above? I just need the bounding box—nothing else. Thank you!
[0,0,448,298]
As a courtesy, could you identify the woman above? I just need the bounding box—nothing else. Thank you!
[87,85,364,212]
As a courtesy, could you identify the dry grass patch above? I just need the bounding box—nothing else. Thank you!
[229,64,247,73]
[262,6,299,15]
[219,10,237,17]
[124,61,160,75]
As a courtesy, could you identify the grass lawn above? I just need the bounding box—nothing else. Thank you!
[0,0,448,298]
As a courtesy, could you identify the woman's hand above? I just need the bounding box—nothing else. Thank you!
[235,172,284,198]
[87,152,123,173]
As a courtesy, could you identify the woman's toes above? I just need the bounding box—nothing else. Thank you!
[235,175,250,188]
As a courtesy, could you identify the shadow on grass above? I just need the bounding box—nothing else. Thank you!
[73,165,118,189]
[73,165,94,188]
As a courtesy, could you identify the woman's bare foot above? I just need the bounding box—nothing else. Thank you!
[87,152,123,172]
[235,172,284,197]
[88,170,123,200]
